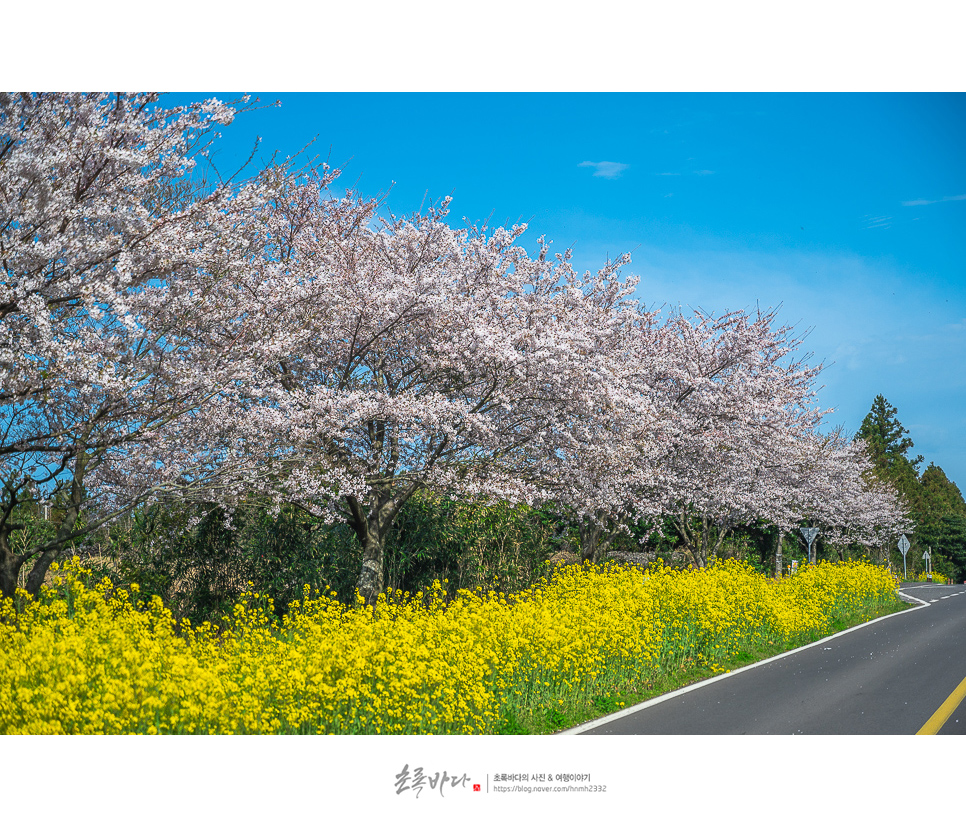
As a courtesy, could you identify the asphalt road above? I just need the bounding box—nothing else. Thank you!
[568,582,966,735]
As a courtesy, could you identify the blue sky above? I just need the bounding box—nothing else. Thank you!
[167,92,966,493]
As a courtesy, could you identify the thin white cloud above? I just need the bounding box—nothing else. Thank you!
[901,194,966,207]
[578,161,629,179]
[863,215,892,230]
[692,169,715,175]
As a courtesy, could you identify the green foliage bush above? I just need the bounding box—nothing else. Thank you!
[77,493,559,624]
[383,495,557,596]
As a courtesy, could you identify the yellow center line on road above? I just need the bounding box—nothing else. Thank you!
[917,675,966,735]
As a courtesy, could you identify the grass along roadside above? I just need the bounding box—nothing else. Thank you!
[499,596,913,735]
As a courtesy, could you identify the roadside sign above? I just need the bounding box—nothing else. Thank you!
[899,534,910,580]
[800,527,820,566]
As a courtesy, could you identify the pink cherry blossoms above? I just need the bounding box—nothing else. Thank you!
[0,92,911,602]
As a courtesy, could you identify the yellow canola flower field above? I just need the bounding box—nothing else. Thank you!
[0,557,899,734]
[914,570,948,584]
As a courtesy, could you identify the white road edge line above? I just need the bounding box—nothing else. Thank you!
[559,589,931,735]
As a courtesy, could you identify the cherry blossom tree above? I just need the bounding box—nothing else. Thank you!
[780,429,911,556]
[216,180,653,604]
[540,309,681,562]
[553,306,829,566]
[648,308,910,567]
[0,92,306,598]
[215,196,913,582]
[493,294,907,569]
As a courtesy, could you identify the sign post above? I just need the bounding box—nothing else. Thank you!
[898,534,910,580]
[799,527,820,565]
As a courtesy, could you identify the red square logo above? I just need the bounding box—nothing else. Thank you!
[473,784,481,792]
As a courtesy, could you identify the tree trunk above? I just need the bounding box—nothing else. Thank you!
[578,524,600,563]
[706,517,731,564]
[356,527,387,606]
[0,525,25,599]
[24,457,87,598]
[673,509,701,568]
[578,511,627,564]
[673,510,734,570]
[347,482,421,606]
[698,514,710,568]
[0,453,88,600]
[578,513,610,563]
[775,530,785,577]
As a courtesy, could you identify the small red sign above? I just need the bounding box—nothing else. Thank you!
[473,784,481,792]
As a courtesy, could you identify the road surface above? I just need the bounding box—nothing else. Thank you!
[567,582,966,735]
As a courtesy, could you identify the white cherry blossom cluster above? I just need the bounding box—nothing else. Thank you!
[0,92,910,601]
